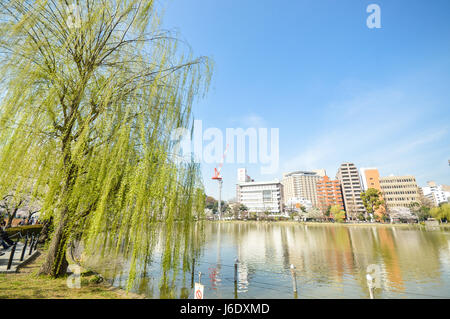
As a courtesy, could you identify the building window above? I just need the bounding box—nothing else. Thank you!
[263,190,272,203]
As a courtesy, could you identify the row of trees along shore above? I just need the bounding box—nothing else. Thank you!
[360,188,450,222]
[0,0,212,289]
[208,187,449,223]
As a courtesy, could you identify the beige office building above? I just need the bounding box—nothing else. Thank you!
[336,163,366,219]
[379,175,420,210]
[281,169,326,207]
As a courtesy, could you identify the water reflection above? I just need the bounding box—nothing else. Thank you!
[92,222,450,299]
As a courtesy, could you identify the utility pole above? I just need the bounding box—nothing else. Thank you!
[212,145,229,220]
[218,179,223,219]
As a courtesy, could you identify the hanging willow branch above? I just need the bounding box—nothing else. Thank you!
[0,0,211,286]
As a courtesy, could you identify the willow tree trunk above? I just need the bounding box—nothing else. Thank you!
[38,216,53,244]
[38,138,77,277]
[38,211,69,277]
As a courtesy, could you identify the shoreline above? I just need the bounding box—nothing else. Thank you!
[0,247,144,299]
[209,219,450,229]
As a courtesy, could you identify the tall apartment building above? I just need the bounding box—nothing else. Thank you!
[316,175,344,212]
[236,179,284,213]
[360,168,382,191]
[336,163,366,218]
[379,175,420,210]
[421,181,450,206]
[281,169,326,207]
[360,167,386,217]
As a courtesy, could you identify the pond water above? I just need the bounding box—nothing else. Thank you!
[104,222,450,299]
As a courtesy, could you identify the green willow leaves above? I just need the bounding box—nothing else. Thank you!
[0,0,211,287]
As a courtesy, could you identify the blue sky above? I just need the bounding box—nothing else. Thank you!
[162,0,450,200]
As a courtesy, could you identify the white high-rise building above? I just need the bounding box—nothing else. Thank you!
[237,168,252,183]
[421,181,450,206]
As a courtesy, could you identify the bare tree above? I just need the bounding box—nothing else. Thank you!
[0,194,25,228]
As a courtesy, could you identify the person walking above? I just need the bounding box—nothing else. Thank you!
[0,221,13,249]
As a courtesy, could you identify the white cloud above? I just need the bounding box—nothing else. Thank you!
[230,113,267,128]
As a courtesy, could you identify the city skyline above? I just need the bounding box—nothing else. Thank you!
[209,163,449,202]
[161,0,450,200]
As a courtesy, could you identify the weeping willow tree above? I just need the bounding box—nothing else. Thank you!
[0,0,211,281]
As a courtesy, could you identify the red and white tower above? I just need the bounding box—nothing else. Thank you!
[212,145,229,220]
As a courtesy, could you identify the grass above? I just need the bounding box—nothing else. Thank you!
[437,223,450,229]
[0,249,140,299]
